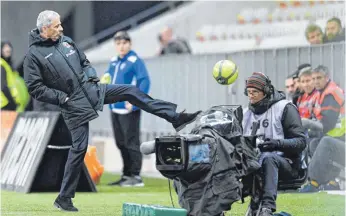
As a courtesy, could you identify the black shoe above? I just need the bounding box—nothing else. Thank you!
[246,208,259,216]
[259,208,273,216]
[53,196,78,212]
[172,110,202,132]
[246,202,259,216]
[120,176,145,187]
[108,175,131,186]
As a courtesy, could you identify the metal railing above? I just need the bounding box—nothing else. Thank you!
[89,42,345,140]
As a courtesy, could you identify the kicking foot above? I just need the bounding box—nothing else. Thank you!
[172,110,202,132]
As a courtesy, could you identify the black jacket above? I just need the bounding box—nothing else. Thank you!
[24,29,106,130]
[324,28,345,44]
[160,38,191,55]
[248,89,307,157]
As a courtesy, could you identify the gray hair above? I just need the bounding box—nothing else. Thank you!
[298,66,312,78]
[36,10,60,32]
[312,65,330,76]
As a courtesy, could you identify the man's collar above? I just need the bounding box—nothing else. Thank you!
[320,79,331,93]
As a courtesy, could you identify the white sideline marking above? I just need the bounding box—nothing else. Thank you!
[326,190,346,196]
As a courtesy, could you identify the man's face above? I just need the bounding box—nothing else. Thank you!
[115,39,131,57]
[312,72,328,90]
[285,78,295,94]
[307,30,323,44]
[326,21,341,40]
[1,44,12,58]
[43,17,63,41]
[299,74,314,94]
[293,77,300,91]
[160,27,173,44]
[246,87,265,104]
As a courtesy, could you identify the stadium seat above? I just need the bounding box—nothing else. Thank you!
[189,39,257,54]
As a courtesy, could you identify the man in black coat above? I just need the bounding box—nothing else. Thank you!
[242,72,306,216]
[24,10,201,212]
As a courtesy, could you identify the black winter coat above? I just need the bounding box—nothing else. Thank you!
[24,29,106,130]
[248,89,307,162]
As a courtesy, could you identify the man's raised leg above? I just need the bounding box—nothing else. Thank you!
[103,84,201,131]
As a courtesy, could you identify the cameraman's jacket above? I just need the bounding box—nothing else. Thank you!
[24,29,106,130]
[243,90,307,162]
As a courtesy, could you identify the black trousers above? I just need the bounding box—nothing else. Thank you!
[111,110,142,176]
[260,153,294,212]
[308,137,322,158]
[243,152,295,212]
[59,84,179,198]
[309,136,345,185]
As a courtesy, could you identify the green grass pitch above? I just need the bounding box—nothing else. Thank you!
[1,173,345,216]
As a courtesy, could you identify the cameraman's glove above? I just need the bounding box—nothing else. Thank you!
[258,138,280,152]
[88,77,100,83]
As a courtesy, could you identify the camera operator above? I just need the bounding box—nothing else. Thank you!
[242,72,306,216]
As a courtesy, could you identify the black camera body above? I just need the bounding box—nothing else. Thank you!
[155,134,205,181]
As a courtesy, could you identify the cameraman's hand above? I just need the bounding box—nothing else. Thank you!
[88,77,100,83]
[258,138,280,152]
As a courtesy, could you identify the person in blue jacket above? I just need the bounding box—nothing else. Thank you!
[102,31,150,187]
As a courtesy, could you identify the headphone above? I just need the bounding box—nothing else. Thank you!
[244,72,273,96]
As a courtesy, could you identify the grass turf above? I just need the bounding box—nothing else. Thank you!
[1,173,345,216]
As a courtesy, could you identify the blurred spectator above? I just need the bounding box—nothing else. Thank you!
[159,26,191,55]
[302,65,345,157]
[1,41,13,67]
[296,67,321,138]
[1,41,29,112]
[101,31,150,187]
[305,24,323,45]
[157,34,164,55]
[290,64,309,106]
[296,67,320,119]
[285,75,295,101]
[300,136,345,193]
[324,17,345,43]
[311,65,345,140]
[297,65,345,193]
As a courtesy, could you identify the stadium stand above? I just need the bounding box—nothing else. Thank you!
[85,0,344,62]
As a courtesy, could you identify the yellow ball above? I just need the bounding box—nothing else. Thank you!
[212,60,239,85]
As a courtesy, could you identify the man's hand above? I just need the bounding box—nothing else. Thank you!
[88,77,100,83]
[257,138,280,152]
[125,101,133,112]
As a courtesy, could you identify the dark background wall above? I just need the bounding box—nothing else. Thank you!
[0,1,163,69]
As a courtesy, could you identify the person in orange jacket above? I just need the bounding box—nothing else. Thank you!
[296,65,322,139]
[296,66,320,119]
[299,65,345,193]
[302,65,345,155]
